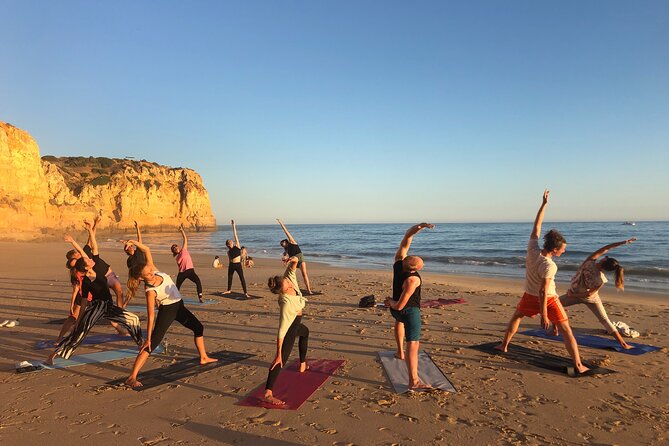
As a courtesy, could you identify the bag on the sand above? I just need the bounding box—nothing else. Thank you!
[359,295,376,308]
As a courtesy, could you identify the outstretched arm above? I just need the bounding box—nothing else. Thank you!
[276,219,297,244]
[179,224,188,251]
[134,221,142,244]
[394,223,435,261]
[64,234,90,260]
[232,219,240,248]
[83,213,102,249]
[586,238,637,261]
[126,240,155,269]
[83,220,99,256]
[531,190,550,240]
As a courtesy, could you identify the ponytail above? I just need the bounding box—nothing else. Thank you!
[601,257,625,291]
[614,265,625,290]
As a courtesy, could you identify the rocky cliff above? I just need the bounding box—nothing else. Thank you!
[0,121,216,240]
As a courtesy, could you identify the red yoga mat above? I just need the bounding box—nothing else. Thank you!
[238,358,345,410]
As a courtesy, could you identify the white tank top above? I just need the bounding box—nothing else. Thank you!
[145,272,183,307]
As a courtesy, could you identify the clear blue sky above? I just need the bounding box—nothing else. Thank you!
[2,1,668,224]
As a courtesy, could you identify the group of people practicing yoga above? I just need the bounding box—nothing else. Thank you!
[44,189,636,399]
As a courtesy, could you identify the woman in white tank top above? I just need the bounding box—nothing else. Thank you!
[123,240,217,388]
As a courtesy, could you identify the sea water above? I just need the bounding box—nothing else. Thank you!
[118,222,669,294]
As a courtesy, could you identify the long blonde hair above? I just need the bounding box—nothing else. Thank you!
[126,262,147,301]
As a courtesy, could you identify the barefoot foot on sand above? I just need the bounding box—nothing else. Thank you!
[394,352,405,360]
[222,291,232,295]
[493,344,508,353]
[299,362,309,373]
[409,381,433,391]
[201,357,218,365]
[263,394,286,406]
[125,377,143,388]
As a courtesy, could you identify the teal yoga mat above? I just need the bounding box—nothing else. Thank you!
[16,344,164,373]
[35,333,131,350]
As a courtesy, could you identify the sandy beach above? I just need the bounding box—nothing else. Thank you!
[0,240,667,445]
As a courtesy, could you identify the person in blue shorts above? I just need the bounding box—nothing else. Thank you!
[384,223,434,391]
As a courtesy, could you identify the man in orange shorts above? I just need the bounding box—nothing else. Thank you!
[495,190,589,375]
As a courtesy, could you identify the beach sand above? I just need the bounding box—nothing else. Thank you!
[0,241,667,445]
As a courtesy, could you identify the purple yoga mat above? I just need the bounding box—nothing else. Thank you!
[238,358,345,410]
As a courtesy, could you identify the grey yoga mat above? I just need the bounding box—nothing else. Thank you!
[378,350,457,394]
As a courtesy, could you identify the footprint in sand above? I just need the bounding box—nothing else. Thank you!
[128,399,151,408]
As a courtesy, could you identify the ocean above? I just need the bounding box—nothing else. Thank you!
[119,222,669,294]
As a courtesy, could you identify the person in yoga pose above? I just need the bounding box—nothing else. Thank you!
[66,215,125,308]
[171,224,204,302]
[263,255,310,406]
[277,219,313,295]
[553,238,637,349]
[124,221,146,270]
[46,229,143,365]
[65,217,128,336]
[222,220,248,297]
[125,240,217,387]
[495,190,589,375]
[384,223,434,391]
[53,268,87,346]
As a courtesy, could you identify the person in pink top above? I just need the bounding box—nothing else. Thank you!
[171,224,203,302]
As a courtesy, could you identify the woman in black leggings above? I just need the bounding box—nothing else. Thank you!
[125,240,217,388]
[263,256,310,406]
[222,219,248,297]
[171,224,204,302]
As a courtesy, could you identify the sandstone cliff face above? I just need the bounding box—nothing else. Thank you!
[0,121,216,239]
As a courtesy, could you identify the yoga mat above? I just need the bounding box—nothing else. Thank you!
[378,350,457,394]
[520,329,662,356]
[421,298,467,308]
[35,333,131,350]
[16,344,165,374]
[125,299,218,312]
[470,342,615,377]
[238,358,345,410]
[213,292,262,301]
[106,350,254,391]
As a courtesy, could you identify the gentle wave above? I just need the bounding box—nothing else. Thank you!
[104,221,669,292]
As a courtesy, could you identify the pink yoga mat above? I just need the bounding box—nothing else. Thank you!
[238,358,345,410]
[421,297,467,308]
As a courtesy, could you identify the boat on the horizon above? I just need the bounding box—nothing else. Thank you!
[623,221,636,226]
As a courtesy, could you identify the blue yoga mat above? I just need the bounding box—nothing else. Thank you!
[17,344,164,373]
[126,299,218,313]
[520,329,661,355]
[35,333,131,350]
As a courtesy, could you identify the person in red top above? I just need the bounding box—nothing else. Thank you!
[171,224,204,302]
